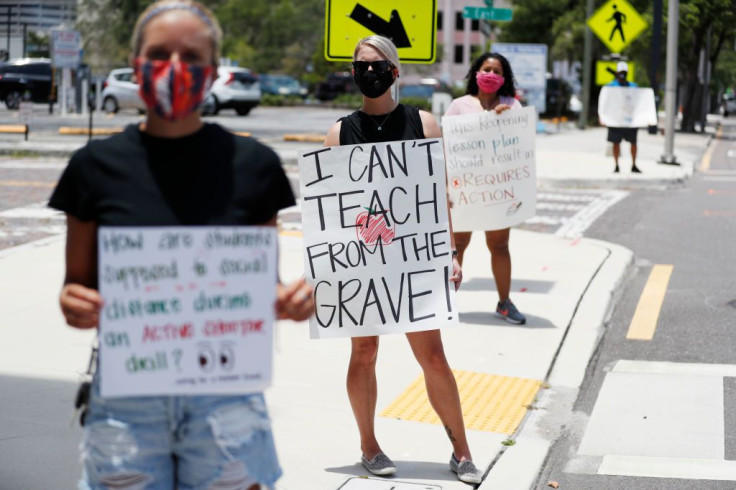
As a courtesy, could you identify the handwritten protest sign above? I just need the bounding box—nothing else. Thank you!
[442,106,537,232]
[299,139,458,339]
[98,226,277,398]
[598,86,657,127]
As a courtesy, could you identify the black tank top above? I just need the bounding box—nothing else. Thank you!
[338,104,425,145]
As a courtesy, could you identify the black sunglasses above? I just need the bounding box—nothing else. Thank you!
[352,60,394,73]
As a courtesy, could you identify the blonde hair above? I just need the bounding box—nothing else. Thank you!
[353,35,401,73]
[131,0,222,65]
[353,35,401,103]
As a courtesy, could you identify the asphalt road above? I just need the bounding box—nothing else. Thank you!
[535,120,736,489]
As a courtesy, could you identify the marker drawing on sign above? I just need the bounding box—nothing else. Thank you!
[350,4,411,48]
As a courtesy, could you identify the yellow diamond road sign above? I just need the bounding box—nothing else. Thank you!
[325,0,437,63]
[587,0,648,53]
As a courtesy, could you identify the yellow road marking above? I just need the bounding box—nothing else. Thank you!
[626,264,674,340]
[380,370,541,434]
[700,126,722,172]
[283,133,325,143]
[59,127,124,135]
[0,180,55,188]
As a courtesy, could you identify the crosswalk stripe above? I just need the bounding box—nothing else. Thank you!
[626,264,674,341]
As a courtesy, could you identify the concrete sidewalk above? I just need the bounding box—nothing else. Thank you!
[0,123,712,488]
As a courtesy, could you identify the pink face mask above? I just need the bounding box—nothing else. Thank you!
[476,72,505,94]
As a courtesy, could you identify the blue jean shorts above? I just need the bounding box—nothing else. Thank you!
[78,375,282,489]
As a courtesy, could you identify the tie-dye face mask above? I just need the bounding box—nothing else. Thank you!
[135,58,213,120]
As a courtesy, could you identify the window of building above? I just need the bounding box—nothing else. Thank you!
[437,11,443,30]
[471,19,480,31]
[454,45,464,64]
[455,12,464,31]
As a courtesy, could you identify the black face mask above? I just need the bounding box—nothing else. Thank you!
[354,70,395,98]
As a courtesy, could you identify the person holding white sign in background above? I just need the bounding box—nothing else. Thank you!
[323,35,482,485]
[605,61,642,174]
[444,52,527,326]
[48,2,314,489]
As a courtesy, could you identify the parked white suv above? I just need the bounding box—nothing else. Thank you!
[100,67,146,114]
[205,66,260,116]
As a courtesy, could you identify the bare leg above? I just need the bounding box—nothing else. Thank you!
[631,143,641,172]
[453,231,472,266]
[405,329,472,461]
[612,142,621,172]
[485,228,511,303]
[347,336,382,458]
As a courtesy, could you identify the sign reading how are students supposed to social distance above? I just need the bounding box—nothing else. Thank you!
[98,227,277,398]
[442,106,537,232]
[299,139,458,339]
[324,0,437,63]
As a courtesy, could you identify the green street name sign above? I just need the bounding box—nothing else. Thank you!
[462,6,512,21]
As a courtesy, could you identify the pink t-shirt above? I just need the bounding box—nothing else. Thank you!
[444,94,522,116]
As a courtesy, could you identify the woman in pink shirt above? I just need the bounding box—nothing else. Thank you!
[444,52,526,325]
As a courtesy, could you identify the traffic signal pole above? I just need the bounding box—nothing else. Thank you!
[660,0,679,165]
[578,0,594,129]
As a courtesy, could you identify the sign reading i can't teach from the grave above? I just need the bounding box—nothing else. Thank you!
[442,106,537,232]
[299,139,458,339]
[325,0,437,63]
[98,227,277,398]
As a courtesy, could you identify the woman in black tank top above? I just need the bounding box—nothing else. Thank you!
[324,36,482,485]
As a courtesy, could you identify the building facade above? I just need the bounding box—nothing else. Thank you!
[0,0,77,59]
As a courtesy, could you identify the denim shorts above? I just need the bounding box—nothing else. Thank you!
[78,374,282,490]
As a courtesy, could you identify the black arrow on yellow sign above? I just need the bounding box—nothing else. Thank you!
[350,4,412,48]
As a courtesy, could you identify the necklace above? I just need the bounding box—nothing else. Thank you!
[478,95,500,111]
[364,107,395,132]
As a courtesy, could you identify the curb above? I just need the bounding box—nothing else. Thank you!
[480,238,635,489]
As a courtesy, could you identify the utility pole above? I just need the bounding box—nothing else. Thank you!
[578,0,594,129]
[660,0,679,165]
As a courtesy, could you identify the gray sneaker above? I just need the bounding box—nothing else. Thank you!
[361,452,397,476]
[496,298,526,325]
[450,453,482,484]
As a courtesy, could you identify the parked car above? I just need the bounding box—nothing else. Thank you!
[205,66,260,116]
[100,67,146,113]
[720,94,736,117]
[260,74,307,98]
[544,78,573,116]
[315,72,357,101]
[0,58,53,109]
[399,78,451,103]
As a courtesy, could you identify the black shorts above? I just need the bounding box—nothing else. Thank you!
[607,127,638,144]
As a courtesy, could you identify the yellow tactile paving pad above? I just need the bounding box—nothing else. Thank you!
[380,370,542,434]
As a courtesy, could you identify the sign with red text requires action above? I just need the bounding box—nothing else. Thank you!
[299,139,458,339]
[98,226,277,397]
[442,106,537,232]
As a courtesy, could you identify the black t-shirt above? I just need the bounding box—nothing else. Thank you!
[339,104,425,145]
[49,123,295,226]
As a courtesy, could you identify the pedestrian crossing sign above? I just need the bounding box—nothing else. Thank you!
[587,0,648,53]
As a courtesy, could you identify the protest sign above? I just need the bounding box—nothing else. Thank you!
[598,86,657,127]
[442,106,537,232]
[98,226,277,398]
[299,139,458,339]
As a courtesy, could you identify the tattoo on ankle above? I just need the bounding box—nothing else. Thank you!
[445,425,458,442]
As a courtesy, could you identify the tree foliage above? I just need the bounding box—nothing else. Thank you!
[500,0,736,131]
